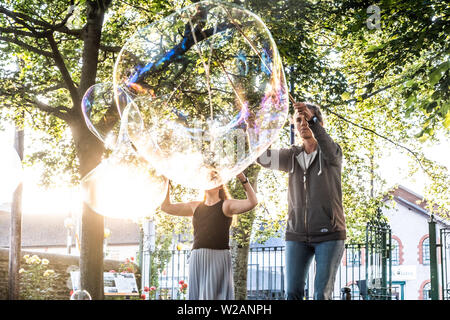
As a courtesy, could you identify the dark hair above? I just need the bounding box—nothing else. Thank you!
[219,185,231,200]
[305,103,323,124]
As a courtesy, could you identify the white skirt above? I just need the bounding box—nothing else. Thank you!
[188,248,235,300]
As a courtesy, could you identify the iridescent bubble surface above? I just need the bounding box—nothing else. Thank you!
[81,82,130,149]
[114,0,288,190]
[70,289,92,300]
[81,130,168,220]
[81,156,168,220]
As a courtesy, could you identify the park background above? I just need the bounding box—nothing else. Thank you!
[0,0,449,300]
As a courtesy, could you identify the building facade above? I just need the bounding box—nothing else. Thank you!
[382,185,449,300]
[0,209,141,262]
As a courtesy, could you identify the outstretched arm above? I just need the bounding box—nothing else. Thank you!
[223,173,258,217]
[160,183,200,217]
[256,147,292,172]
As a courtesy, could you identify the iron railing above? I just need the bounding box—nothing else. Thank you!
[247,246,285,300]
[365,218,392,300]
[141,249,190,300]
[440,228,450,300]
[141,243,383,300]
[335,243,365,300]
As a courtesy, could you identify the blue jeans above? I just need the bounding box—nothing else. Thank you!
[285,240,345,300]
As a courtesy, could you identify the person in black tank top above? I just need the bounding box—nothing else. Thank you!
[192,200,232,250]
[161,172,258,300]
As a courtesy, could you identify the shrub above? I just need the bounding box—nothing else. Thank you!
[19,254,60,300]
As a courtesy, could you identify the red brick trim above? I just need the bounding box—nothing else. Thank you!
[418,280,441,299]
[418,280,430,300]
[418,234,442,265]
[345,280,356,288]
[392,235,404,265]
[418,234,429,265]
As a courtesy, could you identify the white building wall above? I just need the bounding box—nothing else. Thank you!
[383,200,445,300]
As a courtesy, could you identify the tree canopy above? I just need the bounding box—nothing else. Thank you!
[1,0,448,298]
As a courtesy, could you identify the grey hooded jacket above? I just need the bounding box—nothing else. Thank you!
[257,122,346,243]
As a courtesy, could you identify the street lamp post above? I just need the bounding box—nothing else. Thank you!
[64,217,74,255]
[104,228,111,258]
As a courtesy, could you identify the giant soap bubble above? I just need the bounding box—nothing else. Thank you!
[81,148,168,220]
[114,0,289,190]
[70,290,92,300]
[81,85,168,220]
[81,82,130,150]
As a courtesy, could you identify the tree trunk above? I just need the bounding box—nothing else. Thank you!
[71,114,105,300]
[79,204,105,299]
[70,1,110,300]
[231,244,251,300]
[230,163,261,300]
[8,127,24,300]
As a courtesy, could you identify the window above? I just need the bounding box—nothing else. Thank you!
[391,238,400,266]
[422,282,431,300]
[422,237,430,265]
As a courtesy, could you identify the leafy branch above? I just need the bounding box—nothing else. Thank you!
[305,78,439,180]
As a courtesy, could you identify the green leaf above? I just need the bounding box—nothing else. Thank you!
[405,94,416,108]
[429,61,449,85]
[405,106,414,118]
[429,68,443,86]
[341,92,351,101]
[425,101,438,113]
[444,111,450,129]
[366,43,385,53]
[404,80,415,87]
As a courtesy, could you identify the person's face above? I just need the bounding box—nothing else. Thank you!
[294,112,314,140]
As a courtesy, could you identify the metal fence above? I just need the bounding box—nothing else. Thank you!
[334,243,366,300]
[141,243,383,300]
[440,228,450,300]
[141,249,190,300]
[247,246,285,300]
[247,244,369,300]
[364,218,392,300]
